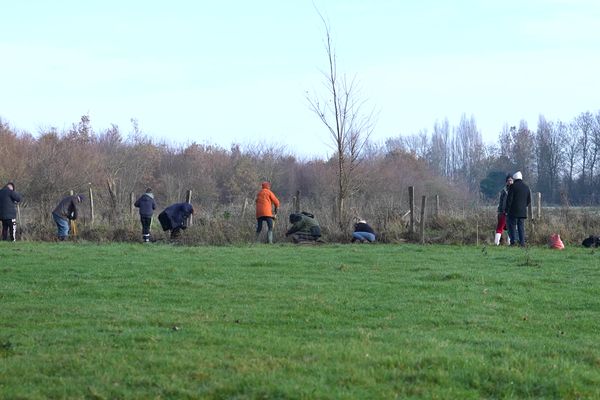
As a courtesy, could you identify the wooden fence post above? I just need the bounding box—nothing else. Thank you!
[420,195,427,244]
[89,186,94,226]
[408,186,415,234]
[185,189,193,226]
[130,192,135,218]
[536,192,542,220]
[295,190,301,213]
[434,194,440,219]
[241,198,248,218]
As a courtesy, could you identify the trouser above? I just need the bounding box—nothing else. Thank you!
[495,213,507,234]
[352,231,376,242]
[256,217,274,243]
[291,233,319,243]
[171,227,182,239]
[507,216,526,247]
[141,216,152,242]
[1,219,17,241]
[52,213,70,240]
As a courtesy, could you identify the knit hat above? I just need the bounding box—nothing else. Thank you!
[145,187,152,193]
[512,171,523,180]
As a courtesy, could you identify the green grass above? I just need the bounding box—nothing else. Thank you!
[1,242,599,399]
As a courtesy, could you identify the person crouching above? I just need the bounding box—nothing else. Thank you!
[285,212,322,243]
[158,202,194,239]
[352,219,376,243]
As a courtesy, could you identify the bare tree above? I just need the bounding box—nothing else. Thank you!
[307,16,376,228]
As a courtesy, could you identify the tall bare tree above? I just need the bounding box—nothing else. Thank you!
[307,17,375,228]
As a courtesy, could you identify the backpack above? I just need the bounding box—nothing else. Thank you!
[582,235,600,248]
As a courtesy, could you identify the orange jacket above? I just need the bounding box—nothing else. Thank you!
[255,182,280,218]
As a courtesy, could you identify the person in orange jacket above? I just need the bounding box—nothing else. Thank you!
[255,181,280,244]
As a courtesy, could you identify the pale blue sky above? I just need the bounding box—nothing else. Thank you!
[1,0,599,157]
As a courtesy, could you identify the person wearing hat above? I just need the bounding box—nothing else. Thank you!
[255,181,280,244]
[494,174,513,245]
[134,187,156,242]
[506,171,531,247]
[52,193,85,241]
[352,219,376,243]
[0,182,22,241]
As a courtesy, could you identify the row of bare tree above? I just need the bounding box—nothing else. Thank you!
[388,111,600,205]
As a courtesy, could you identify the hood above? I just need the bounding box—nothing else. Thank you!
[512,171,523,180]
[261,182,271,190]
[145,192,155,199]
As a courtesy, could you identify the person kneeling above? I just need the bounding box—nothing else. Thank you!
[285,212,321,243]
[352,219,376,243]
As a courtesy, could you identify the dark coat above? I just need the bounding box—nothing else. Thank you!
[354,222,375,235]
[52,196,80,220]
[134,193,156,217]
[158,203,194,231]
[0,185,22,219]
[506,179,531,219]
[497,186,509,213]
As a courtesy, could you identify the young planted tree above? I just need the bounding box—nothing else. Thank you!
[307,17,375,229]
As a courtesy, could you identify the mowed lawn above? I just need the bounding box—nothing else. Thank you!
[1,242,600,399]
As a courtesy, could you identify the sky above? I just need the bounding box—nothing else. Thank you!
[1,0,599,158]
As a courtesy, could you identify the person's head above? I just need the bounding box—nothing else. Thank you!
[6,182,14,190]
[358,219,366,224]
[145,187,152,193]
[505,174,513,186]
[512,171,523,181]
[289,213,302,224]
[261,181,271,190]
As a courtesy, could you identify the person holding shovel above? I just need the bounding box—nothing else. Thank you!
[0,182,22,241]
[52,194,84,241]
[255,181,280,244]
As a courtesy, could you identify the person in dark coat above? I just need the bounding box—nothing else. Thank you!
[52,194,85,241]
[494,174,513,245]
[0,182,22,241]
[134,188,156,242]
[285,212,321,243]
[352,219,376,243]
[158,202,194,239]
[506,171,531,247]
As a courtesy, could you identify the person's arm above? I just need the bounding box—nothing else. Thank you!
[505,188,513,213]
[152,199,156,210]
[11,191,22,203]
[286,221,302,236]
[134,197,141,208]
[69,199,78,220]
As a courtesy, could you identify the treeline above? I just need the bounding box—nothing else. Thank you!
[391,112,600,205]
[0,115,463,239]
[1,110,598,242]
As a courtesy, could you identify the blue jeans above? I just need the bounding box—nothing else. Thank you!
[353,232,376,242]
[53,213,69,239]
[507,216,526,246]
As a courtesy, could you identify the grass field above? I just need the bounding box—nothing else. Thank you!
[1,242,600,399]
